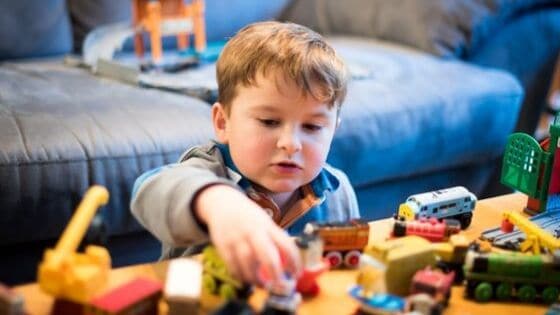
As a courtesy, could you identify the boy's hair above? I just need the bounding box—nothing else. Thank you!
[216,21,348,114]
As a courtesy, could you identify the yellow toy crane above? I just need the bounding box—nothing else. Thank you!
[501,210,560,255]
[38,185,111,303]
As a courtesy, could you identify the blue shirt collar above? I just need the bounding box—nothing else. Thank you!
[215,142,339,197]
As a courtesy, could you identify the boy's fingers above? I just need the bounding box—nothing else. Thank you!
[232,240,258,284]
[271,228,302,276]
[252,234,283,285]
[217,243,243,282]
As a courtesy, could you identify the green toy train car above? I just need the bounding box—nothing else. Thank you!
[201,246,251,300]
[464,248,560,303]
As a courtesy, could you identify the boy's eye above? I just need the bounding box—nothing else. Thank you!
[258,119,280,127]
[303,123,323,132]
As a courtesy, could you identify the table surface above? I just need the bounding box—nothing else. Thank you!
[14,193,550,315]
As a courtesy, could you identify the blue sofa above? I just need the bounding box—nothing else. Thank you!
[1,0,558,285]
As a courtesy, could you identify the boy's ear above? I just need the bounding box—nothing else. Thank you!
[212,102,229,143]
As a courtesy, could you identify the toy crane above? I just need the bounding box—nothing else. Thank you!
[132,0,207,64]
[37,186,111,304]
[500,210,560,255]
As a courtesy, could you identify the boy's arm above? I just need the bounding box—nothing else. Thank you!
[130,161,238,246]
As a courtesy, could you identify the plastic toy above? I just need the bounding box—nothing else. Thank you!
[294,231,329,296]
[396,186,477,229]
[392,217,461,242]
[304,219,369,268]
[201,246,252,300]
[501,113,560,214]
[410,267,455,305]
[261,274,301,315]
[85,278,162,315]
[464,247,560,303]
[0,283,24,315]
[499,210,560,254]
[348,286,405,315]
[38,185,111,303]
[164,258,202,315]
[132,0,206,64]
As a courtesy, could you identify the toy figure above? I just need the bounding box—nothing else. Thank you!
[261,274,301,315]
[294,231,329,296]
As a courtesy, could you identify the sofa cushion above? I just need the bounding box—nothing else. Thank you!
[0,0,72,59]
[327,36,523,188]
[0,60,214,245]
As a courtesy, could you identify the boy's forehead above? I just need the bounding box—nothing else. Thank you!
[244,71,326,104]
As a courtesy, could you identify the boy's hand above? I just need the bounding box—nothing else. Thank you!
[195,184,302,285]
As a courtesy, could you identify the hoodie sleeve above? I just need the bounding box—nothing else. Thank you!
[130,152,239,247]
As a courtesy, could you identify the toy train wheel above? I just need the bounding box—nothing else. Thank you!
[393,220,407,237]
[495,283,512,300]
[459,213,473,229]
[542,286,560,304]
[344,250,361,268]
[517,285,537,303]
[325,251,342,268]
[474,282,493,302]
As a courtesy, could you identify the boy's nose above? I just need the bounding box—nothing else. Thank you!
[277,127,302,155]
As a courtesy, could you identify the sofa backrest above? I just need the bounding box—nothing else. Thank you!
[0,0,292,60]
[0,0,73,60]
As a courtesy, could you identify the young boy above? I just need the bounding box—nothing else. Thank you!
[131,21,360,285]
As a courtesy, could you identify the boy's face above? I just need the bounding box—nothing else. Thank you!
[212,72,338,194]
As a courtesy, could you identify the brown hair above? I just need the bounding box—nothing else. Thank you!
[216,21,348,114]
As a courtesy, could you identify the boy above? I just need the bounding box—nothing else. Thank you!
[131,21,360,285]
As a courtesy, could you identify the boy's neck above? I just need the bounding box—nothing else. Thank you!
[270,190,299,212]
[253,185,300,213]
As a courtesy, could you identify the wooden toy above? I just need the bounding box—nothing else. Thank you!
[464,247,560,303]
[410,267,454,305]
[164,258,202,315]
[85,278,162,315]
[396,186,477,229]
[38,186,111,304]
[303,219,369,268]
[132,0,206,64]
[360,236,436,296]
[392,217,461,242]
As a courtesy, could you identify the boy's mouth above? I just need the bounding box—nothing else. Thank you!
[272,161,303,173]
[276,161,302,169]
